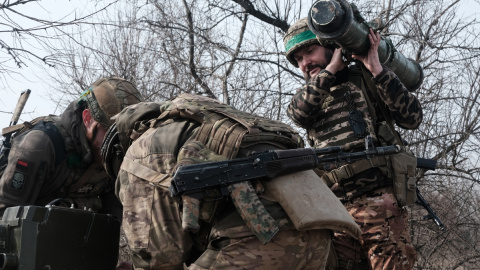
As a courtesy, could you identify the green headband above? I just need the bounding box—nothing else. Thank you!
[78,86,110,127]
[285,30,317,52]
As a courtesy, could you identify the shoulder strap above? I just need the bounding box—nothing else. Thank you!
[43,115,83,168]
[1,116,46,137]
[360,66,404,147]
[31,120,67,166]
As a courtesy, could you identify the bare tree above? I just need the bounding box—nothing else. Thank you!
[0,0,119,91]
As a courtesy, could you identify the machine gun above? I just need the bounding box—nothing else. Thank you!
[170,137,401,198]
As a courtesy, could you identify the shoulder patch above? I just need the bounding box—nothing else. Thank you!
[16,159,29,172]
[10,171,26,191]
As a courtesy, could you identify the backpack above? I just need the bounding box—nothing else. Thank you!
[115,94,304,159]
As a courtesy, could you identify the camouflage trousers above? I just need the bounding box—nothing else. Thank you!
[332,186,417,270]
[188,229,332,270]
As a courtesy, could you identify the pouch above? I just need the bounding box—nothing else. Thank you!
[391,150,417,206]
[263,170,362,239]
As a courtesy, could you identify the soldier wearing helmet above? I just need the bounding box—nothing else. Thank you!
[284,18,422,269]
[0,76,143,218]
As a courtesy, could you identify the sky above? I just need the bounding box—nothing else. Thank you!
[0,0,479,133]
[0,0,108,131]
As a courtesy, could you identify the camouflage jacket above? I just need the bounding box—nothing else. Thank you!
[287,65,423,150]
[0,101,114,216]
[116,117,294,268]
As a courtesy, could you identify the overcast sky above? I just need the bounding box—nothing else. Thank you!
[0,0,107,130]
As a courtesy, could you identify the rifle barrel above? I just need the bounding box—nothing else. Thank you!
[10,89,31,126]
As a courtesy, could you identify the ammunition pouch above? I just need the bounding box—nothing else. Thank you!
[390,150,417,207]
[263,170,362,239]
[377,122,417,206]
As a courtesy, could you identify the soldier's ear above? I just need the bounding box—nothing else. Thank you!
[82,109,97,139]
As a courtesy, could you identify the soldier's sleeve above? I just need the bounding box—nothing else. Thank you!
[372,66,423,129]
[176,140,228,169]
[287,70,335,127]
[115,120,197,269]
[0,130,55,215]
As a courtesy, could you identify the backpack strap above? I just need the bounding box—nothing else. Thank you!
[1,116,46,138]
[31,121,67,166]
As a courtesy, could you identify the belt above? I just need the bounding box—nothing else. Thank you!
[322,156,388,187]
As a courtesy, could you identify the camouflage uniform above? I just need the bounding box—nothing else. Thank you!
[0,103,111,214]
[283,15,422,269]
[112,96,360,270]
[0,77,142,217]
[287,66,421,269]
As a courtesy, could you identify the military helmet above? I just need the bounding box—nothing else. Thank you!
[78,76,144,127]
[283,18,336,67]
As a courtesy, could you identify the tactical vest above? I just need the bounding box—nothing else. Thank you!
[317,66,418,206]
[155,94,304,158]
[309,80,376,150]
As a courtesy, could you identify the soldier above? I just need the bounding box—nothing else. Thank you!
[102,94,362,269]
[283,18,422,269]
[0,76,143,218]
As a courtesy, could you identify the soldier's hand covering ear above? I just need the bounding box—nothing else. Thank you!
[351,28,383,76]
[326,48,349,74]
